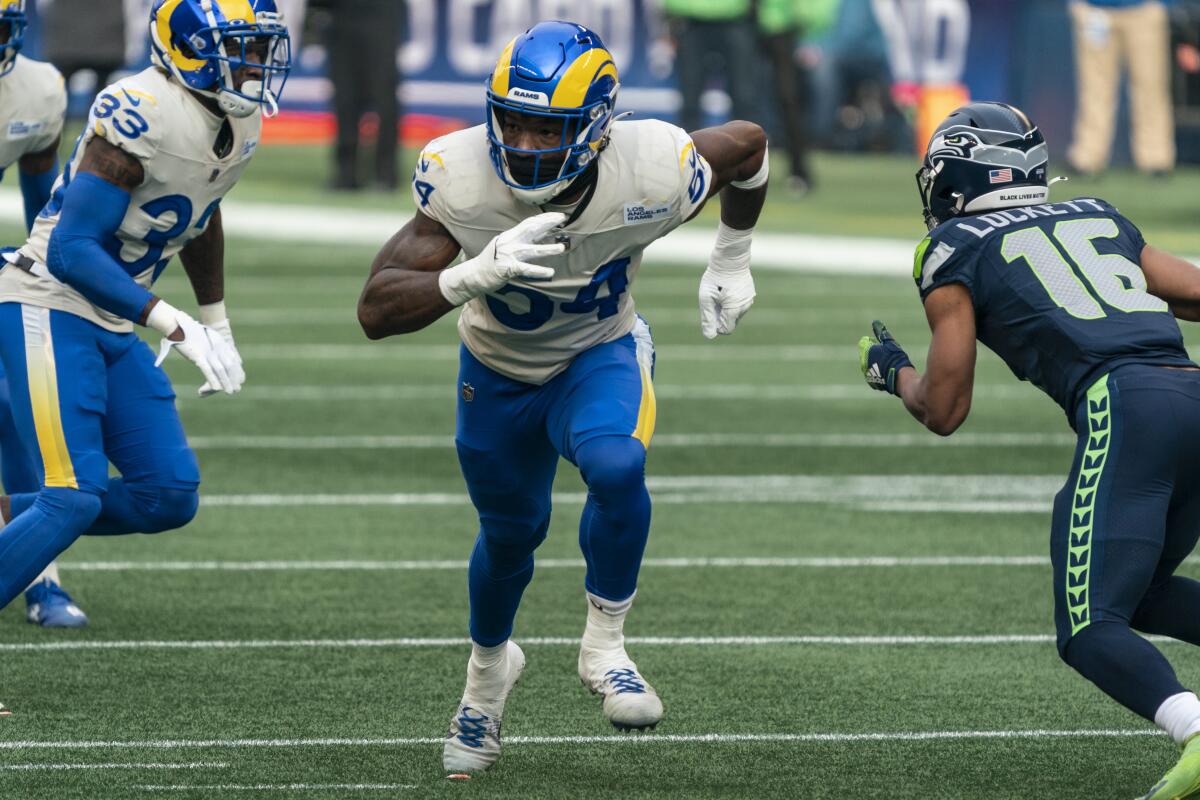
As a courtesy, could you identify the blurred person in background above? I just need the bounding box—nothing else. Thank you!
[807,0,909,152]
[757,0,816,194]
[664,0,757,134]
[1176,0,1200,74]
[1068,0,1175,177]
[318,0,400,191]
[40,0,126,118]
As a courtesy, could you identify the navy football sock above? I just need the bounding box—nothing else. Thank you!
[1064,620,1186,720]
[1133,576,1200,647]
[576,436,651,601]
[0,488,101,607]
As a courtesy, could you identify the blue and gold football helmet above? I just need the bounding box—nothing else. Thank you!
[149,0,291,118]
[486,21,620,204]
[0,0,26,78]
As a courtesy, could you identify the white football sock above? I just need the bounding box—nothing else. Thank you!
[463,641,510,708]
[1155,691,1200,744]
[582,591,634,653]
[27,561,61,592]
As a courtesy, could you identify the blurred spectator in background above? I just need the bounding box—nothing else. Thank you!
[757,0,816,194]
[1068,0,1175,176]
[317,0,401,191]
[1177,0,1200,73]
[41,0,125,116]
[808,0,910,153]
[664,0,757,134]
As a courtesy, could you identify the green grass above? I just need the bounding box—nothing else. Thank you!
[3,142,1200,798]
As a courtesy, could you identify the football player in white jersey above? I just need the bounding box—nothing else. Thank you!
[358,20,768,773]
[0,0,290,708]
[0,0,88,627]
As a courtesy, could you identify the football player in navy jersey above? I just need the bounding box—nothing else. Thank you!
[861,101,1200,799]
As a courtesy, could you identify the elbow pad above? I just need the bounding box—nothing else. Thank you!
[46,172,154,323]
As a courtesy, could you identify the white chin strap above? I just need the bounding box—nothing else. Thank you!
[509,180,571,206]
[218,80,276,118]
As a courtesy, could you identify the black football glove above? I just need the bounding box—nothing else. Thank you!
[859,320,913,395]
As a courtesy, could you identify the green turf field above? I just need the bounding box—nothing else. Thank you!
[2,144,1200,799]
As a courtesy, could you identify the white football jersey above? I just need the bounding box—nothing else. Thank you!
[0,54,66,171]
[414,119,712,384]
[3,67,261,332]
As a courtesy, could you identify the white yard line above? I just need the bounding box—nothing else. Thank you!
[0,729,1163,751]
[176,383,1043,403]
[0,762,227,772]
[185,432,1074,450]
[61,555,1055,572]
[0,634,1178,653]
[194,475,1060,513]
[136,785,416,792]
[236,344,858,362]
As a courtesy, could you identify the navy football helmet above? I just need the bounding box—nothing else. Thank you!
[916,101,1049,230]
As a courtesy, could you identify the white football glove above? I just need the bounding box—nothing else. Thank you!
[438,211,567,306]
[198,302,245,397]
[147,301,243,396]
[699,222,756,339]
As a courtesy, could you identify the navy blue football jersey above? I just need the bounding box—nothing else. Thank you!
[914,197,1194,414]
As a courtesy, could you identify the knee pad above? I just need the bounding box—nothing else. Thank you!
[479,514,550,564]
[36,487,103,542]
[577,437,647,500]
[130,484,199,533]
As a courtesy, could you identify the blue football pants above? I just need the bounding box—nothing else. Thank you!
[456,334,656,647]
[0,304,200,607]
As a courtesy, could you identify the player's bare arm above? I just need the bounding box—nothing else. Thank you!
[895,284,977,435]
[16,134,59,176]
[1142,245,1200,322]
[180,205,225,306]
[359,207,566,339]
[357,211,461,339]
[690,120,769,228]
[77,135,145,190]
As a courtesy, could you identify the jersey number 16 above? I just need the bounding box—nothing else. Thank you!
[1001,217,1167,319]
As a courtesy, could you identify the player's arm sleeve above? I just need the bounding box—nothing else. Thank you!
[914,232,979,304]
[45,173,152,322]
[44,90,162,323]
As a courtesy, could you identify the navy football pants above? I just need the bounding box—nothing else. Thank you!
[1053,364,1200,720]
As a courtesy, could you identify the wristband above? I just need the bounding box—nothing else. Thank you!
[729,144,769,190]
[199,300,228,326]
[707,222,754,275]
[146,299,180,337]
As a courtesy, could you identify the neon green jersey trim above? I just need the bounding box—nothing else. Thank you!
[913,236,932,282]
[1067,374,1112,636]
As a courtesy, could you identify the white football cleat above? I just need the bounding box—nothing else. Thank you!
[578,646,663,731]
[443,641,525,773]
[0,700,11,717]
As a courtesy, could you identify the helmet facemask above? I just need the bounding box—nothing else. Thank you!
[486,88,617,205]
[0,1,26,78]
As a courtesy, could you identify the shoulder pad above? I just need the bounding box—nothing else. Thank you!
[87,76,165,165]
[410,125,491,222]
